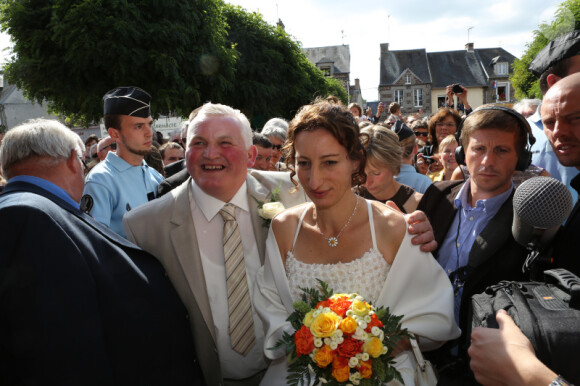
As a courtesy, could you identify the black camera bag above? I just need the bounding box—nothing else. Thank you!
[471,269,580,383]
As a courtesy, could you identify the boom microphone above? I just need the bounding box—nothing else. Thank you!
[512,176,573,254]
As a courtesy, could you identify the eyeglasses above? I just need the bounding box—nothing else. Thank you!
[272,145,282,151]
[100,143,117,151]
[78,156,89,173]
[435,122,456,128]
[414,131,428,138]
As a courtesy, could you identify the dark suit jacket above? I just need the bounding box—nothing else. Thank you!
[158,167,189,197]
[418,180,528,340]
[0,181,204,385]
[164,158,186,178]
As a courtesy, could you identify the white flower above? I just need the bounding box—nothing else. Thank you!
[361,352,370,361]
[314,338,323,347]
[348,357,359,368]
[382,346,389,355]
[346,309,354,317]
[258,202,285,219]
[329,341,338,350]
[364,315,371,323]
[324,337,331,346]
[371,326,381,336]
[336,336,344,344]
[349,371,362,385]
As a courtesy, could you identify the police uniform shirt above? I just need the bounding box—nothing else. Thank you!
[82,151,163,237]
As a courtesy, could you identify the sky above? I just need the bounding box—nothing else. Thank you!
[226,0,567,101]
[0,0,568,101]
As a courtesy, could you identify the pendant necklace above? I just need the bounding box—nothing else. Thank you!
[315,196,359,247]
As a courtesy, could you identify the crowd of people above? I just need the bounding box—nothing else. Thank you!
[1,30,579,386]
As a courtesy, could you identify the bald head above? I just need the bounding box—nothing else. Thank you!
[541,72,580,169]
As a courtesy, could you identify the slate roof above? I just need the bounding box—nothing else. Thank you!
[379,46,517,89]
[427,50,488,88]
[303,45,350,74]
[474,47,517,79]
[380,49,431,85]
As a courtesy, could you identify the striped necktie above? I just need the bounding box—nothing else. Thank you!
[219,203,256,356]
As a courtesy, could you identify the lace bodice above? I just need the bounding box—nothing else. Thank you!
[285,249,390,303]
[285,199,391,303]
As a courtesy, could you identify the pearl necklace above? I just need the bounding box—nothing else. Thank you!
[315,196,359,247]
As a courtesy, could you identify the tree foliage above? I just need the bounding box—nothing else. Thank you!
[0,0,348,126]
[511,0,580,99]
[205,4,346,125]
[0,0,236,124]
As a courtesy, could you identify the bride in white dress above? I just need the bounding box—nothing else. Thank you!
[254,98,460,385]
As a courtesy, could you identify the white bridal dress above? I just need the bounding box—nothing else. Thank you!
[254,200,460,386]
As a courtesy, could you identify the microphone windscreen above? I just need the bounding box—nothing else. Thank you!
[513,176,573,228]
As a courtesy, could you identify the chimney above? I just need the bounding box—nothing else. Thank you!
[355,78,360,90]
[380,43,389,54]
[465,42,474,52]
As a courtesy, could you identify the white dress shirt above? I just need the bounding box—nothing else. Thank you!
[190,180,267,380]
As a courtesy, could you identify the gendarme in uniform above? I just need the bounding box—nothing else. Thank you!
[82,87,163,237]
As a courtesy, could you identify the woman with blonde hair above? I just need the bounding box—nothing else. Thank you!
[358,124,422,213]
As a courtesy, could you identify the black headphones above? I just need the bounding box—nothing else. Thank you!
[454,105,536,172]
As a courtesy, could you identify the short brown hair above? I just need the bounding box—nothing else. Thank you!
[459,106,527,154]
[285,96,366,187]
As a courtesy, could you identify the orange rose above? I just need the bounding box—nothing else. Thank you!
[337,336,363,357]
[365,313,384,333]
[294,325,314,356]
[339,316,358,335]
[358,360,373,379]
[328,296,352,317]
[316,299,329,309]
[331,356,350,383]
[313,345,335,368]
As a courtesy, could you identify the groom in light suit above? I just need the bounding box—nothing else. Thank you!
[123,103,308,386]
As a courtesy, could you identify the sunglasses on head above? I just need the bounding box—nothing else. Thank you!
[272,144,282,151]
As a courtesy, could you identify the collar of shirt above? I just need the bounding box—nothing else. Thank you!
[8,175,80,209]
[454,177,513,217]
[105,151,147,172]
[529,102,542,125]
[190,179,250,222]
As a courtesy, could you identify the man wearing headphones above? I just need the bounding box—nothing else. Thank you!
[417,105,532,385]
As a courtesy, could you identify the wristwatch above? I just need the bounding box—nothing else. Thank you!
[550,375,573,386]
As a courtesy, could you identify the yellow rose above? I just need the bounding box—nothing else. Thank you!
[303,310,315,327]
[363,337,384,358]
[310,311,342,338]
[258,202,285,219]
[351,300,370,317]
[339,316,358,334]
[313,345,335,368]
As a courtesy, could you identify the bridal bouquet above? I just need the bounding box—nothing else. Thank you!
[271,280,410,386]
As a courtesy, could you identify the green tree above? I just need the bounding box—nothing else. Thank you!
[221,5,347,126]
[512,0,580,99]
[0,0,236,124]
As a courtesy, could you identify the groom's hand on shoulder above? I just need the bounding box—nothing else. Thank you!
[384,202,436,253]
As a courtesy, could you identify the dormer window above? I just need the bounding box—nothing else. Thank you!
[320,66,331,77]
[405,74,411,84]
[495,62,508,76]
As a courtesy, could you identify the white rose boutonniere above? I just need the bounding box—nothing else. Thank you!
[256,184,285,227]
[259,202,286,220]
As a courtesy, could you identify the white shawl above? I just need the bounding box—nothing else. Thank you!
[254,227,460,385]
